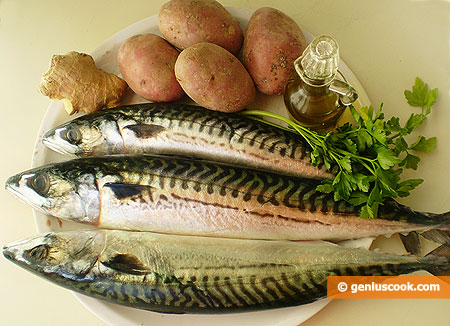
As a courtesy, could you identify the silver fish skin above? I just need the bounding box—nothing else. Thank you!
[42,103,333,180]
[3,230,449,313]
[5,155,450,241]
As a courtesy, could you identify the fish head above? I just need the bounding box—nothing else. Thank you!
[43,116,123,156]
[3,231,104,279]
[5,162,100,223]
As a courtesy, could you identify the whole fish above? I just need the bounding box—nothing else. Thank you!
[6,155,450,241]
[42,103,333,180]
[3,230,449,313]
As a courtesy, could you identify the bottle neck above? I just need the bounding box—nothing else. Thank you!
[299,74,333,96]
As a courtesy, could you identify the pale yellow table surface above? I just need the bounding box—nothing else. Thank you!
[1,0,449,325]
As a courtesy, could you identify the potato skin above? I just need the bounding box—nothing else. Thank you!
[117,33,184,102]
[175,42,255,112]
[243,7,307,95]
[158,0,243,55]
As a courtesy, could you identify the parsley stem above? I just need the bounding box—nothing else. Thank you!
[361,160,376,175]
[333,148,374,162]
[387,133,402,141]
[241,110,323,149]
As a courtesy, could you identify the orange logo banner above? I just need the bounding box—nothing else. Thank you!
[327,276,450,299]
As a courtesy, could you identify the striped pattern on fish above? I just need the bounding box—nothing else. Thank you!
[6,155,450,241]
[42,103,334,179]
[3,230,448,313]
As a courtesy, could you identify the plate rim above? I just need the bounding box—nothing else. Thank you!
[30,6,372,326]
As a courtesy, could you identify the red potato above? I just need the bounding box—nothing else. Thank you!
[175,42,255,112]
[243,7,307,95]
[117,34,184,102]
[158,0,243,55]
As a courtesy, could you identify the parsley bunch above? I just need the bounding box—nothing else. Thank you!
[241,78,438,218]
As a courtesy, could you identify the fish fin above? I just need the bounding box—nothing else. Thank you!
[420,230,450,246]
[123,124,166,138]
[101,253,151,275]
[424,244,450,276]
[103,183,155,200]
[399,232,421,256]
[100,183,170,222]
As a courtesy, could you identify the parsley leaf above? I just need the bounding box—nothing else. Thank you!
[405,113,426,134]
[397,179,424,197]
[404,78,429,108]
[355,129,373,151]
[404,77,438,114]
[377,147,402,169]
[394,137,408,154]
[348,191,368,206]
[370,128,387,144]
[401,153,421,170]
[316,182,334,194]
[354,173,371,192]
[410,136,437,152]
[425,88,438,114]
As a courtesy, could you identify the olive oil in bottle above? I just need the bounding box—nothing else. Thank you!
[284,35,358,131]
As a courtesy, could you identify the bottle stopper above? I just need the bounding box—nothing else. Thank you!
[295,35,339,85]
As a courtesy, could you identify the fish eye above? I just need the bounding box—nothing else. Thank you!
[27,174,50,196]
[61,126,81,144]
[26,245,49,262]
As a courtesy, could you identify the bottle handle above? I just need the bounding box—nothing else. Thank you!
[329,79,358,106]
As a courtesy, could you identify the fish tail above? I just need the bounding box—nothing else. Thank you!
[400,228,450,257]
[421,229,450,246]
[399,232,421,256]
[398,212,450,255]
[424,244,450,276]
[439,211,450,230]
[422,212,450,251]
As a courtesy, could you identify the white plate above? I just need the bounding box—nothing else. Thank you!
[31,6,372,326]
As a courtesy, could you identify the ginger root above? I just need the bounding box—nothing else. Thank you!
[39,51,128,115]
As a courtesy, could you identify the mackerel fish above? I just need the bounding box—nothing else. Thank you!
[42,103,333,179]
[5,155,450,241]
[3,230,449,313]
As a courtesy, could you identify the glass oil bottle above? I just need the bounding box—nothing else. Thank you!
[284,35,358,131]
